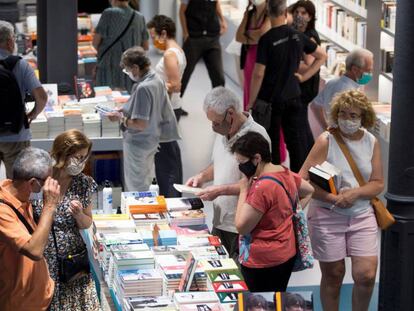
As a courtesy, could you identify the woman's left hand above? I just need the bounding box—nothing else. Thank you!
[68,200,83,217]
[334,188,359,209]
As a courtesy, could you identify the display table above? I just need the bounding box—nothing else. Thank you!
[32,137,123,152]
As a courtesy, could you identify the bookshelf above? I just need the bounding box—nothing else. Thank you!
[317,24,361,52]
[378,0,396,104]
[329,0,367,19]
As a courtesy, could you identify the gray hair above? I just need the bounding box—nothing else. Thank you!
[345,48,373,71]
[0,20,14,46]
[12,148,53,181]
[203,86,242,114]
[268,0,287,18]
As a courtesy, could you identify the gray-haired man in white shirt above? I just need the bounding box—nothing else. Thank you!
[186,87,270,262]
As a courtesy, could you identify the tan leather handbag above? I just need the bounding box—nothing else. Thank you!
[331,130,395,230]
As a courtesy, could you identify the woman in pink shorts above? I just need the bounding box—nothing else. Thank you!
[300,90,384,311]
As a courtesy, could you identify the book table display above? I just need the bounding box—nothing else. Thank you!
[82,192,314,311]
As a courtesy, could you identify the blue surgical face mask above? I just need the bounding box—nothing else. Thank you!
[357,72,372,85]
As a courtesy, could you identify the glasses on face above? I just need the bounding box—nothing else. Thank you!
[33,177,46,188]
[337,111,361,121]
[212,110,229,127]
[71,154,89,164]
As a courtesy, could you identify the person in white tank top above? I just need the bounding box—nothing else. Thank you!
[147,15,185,197]
[148,15,187,117]
[299,90,384,311]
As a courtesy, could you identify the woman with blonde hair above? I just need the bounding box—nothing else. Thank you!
[300,90,383,311]
[33,129,100,310]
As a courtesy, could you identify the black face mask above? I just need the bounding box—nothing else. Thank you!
[239,160,258,178]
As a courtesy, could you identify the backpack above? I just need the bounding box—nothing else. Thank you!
[0,55,29,134]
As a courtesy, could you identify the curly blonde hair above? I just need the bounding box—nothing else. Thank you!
[330,90,376,128]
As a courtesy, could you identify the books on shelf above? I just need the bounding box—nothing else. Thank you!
[308,161,341,194]
[317,0,367,49]
[381,1,397,33]
[381,47,394,74]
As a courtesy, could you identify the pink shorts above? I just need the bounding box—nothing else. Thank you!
[307,206,378,262]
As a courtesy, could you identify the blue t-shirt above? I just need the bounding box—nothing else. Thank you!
[0,49,42,142]
[313,75,360,124]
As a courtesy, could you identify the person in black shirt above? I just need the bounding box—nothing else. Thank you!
[291,0,321,158]
[179,0,227,98]
[248,0,326,172]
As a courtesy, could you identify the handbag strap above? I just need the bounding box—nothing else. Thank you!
[258,176,297,213]
[331,129,366,187]
[0,199,34,234]
[51,223,59,257]
[99,11,136,61]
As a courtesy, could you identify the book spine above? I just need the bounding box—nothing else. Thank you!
[238,293,244,311]
[276,292,282,311]
[328,178,338,195]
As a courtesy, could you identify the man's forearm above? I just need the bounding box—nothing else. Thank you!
[221,183,241,196]
[248,72,263,109]
[20,208,55,260]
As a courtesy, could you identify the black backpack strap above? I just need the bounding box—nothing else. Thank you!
[0,199,34,234]
[0,55,22,71]
[258,176,297,213]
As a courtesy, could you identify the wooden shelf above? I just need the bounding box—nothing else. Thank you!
[317,24,361,52]
[330,0,368,19]
[380,72,393,82]
[381,27,395,37]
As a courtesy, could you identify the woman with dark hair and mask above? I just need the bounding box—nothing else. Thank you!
[231,131,314,292]
[33,129,101,310]
[300,90,383,311]
[291,0,321,152]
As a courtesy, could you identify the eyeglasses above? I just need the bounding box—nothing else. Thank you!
[71,154,89,164]
[212,110,229,127]
[338,111,361,121]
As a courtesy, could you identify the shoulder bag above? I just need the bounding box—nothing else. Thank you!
[331,130,395,230]
[98,11,136,62]
[0,199,34,234]
[51,224,90,283]
[258,176,314,272]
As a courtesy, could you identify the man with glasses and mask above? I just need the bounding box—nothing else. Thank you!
[311,48,374,130]
[186,87,270,262]
[0,147,60,310]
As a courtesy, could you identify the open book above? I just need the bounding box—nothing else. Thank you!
[308,161,341,194]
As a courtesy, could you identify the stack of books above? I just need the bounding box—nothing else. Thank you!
[136,229,155,247]
[165,197,204,211]
[92,219,136,235]
[308,161,341,194]
[202,258,248,299]
[121,191,158,214]
[382,1,396,32]
[114,269,163,303]
[63,108,83,132]
[125,296,175,311]
[157,230,177,246]
[107,243,151,288]
[173,292,222,311]
[131,213,169,229]
[82,113,101,137]
[101,116,120,137]
[45,111,64,139]
[156,254,189,294]
[126,196,167,215]
[168,210,206,227]
[30,113,48,139]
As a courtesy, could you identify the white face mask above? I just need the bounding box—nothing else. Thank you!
[252,0,266,5]
[65,158,86,176]
[338,118,361,135]
[123,68,139,82]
